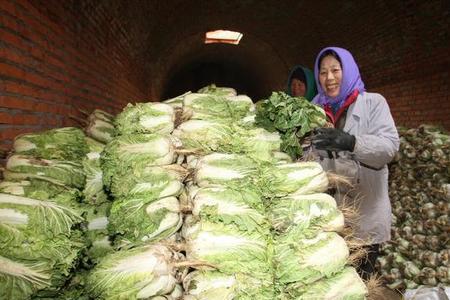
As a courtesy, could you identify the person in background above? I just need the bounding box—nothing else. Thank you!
[310,47,400,280]
[286,65,317,101]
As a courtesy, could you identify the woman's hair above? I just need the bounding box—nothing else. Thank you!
[317,49,342,69]
[291,68,307,84]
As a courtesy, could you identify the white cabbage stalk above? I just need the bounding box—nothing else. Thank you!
[284,267,368,300]
[136,275,177,298]
[13,137,36,152]
[194,153,258,188]
[240,113,256,126]
[149,284,183,299]
[0,208,29,225]
[88,216,108,231]
[87,245,182,299]
[270,193,344,234]
[139,103,175,134]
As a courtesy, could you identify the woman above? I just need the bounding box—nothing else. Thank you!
[311,47,399,280]
[286,66,317,101]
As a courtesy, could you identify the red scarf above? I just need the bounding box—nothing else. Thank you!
[323,90,359,126]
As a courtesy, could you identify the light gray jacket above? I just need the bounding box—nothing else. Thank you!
[313,92,400,244]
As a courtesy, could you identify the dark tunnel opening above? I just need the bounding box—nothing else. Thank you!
[161,59,268,102]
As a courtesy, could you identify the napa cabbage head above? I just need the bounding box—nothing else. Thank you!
[194,153,259,190]
[0,255,52,300]
[84,203,113,262]
[283,267,367,300]
[0,193,84,240]
[0,179,82,208]
[270,193,344,235]
[260,162,328,197]
[101,134,177,190]
[183,93,254,121]
[197,84,237,97]
[90,109,115,123]
[173,121,280,162]
[86,117,115,144]
[13,127,88,161]
[0,194,85,298]
[5,155,86,189]
[110,164,187,199]
[233,126,281,162]
[108,196,182,248]
[85,136,105,153]
[87,244,182,299]
[183,220,271,277]
[162,91,192,108]
[274,231,349,284]
[183,270,275,300]
[172,120,234,153]
[115,102,175,135]
[191,187,267,231]
[82,157,109,205]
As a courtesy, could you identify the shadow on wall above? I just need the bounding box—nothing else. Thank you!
[161,60,264,101]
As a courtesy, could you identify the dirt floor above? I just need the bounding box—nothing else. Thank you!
[371,286,403,300]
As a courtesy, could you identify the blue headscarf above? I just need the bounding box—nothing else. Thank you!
[312,47,365,112]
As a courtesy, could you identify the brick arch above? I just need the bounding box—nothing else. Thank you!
[155,31,289,101]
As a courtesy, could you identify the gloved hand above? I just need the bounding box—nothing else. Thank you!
[312,128,356,152]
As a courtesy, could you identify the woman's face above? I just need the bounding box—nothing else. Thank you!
[319,55,342,98]
[290,78,306,97]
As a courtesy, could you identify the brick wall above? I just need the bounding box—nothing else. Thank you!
[341,1,450,131]
[0,0,147,151]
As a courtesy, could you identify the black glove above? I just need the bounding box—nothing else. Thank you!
[312,128,356,152]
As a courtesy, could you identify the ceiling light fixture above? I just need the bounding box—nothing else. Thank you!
[205,30,243,45]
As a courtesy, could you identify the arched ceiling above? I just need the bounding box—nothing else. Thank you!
[69,0,449,101]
